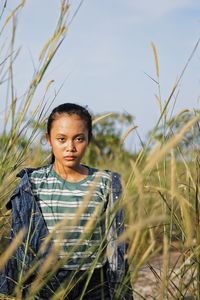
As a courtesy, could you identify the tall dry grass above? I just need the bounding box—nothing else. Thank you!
[119,41,200,299]
[0,0,68,241]
[0,1,200,299]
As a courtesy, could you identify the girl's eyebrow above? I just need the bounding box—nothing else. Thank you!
[56,133,85,137]
[56,133,66,137]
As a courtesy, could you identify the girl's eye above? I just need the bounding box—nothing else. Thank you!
[57,138,65,142]
[76,136,84,142]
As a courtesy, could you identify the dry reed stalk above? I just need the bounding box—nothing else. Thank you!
[92,113,113,125]
[0,295,15,300]
[0,228,25,270]
[0,1,70,191]
[176,192,193,247]
[195,155,200,300]
[120,125,138,146]
[125,195,135,227]
[129,160,145,220]
[0,0,25,36]
[179,151,196,190]
[54,206,105,299]
[147,184,194,248]
[130,241,156,281]
[127,231,140,266]
[28,177,101,297]
[169,150,176,245]
[170,150,176,197]
[144,115,200,174]
[118,214,166,245]
[39,184,97,253]
[132,39,200,180]
[151,42,159,78]
[171,250,195,279]
[50,205,108,300]
[28,243,63,297]
[158,235,170,300]
[82,204,102,236]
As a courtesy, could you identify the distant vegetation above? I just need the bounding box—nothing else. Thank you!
[0,1,200,299]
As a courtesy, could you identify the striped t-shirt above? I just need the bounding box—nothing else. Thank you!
[29,164,111,270]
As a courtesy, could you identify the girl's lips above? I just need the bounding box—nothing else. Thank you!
[63,156,76,161]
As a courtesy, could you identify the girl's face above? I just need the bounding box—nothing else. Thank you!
[47,114,89,171]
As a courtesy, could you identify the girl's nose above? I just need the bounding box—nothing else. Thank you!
[65,140,75,151]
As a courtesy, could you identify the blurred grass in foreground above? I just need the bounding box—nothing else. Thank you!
[1,1,200,299]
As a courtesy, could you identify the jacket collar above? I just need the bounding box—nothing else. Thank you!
[17,167,37,178]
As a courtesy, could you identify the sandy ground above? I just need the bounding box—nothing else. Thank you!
[132,251,196,300]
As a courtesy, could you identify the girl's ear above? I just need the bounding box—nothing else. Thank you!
[46,133,51,146]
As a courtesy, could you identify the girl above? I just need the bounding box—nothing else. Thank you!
[0,103,133,299]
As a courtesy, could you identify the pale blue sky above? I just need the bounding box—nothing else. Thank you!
[3,0,200,150]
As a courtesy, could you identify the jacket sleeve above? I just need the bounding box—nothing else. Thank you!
[0,186,20,295]
[0,236,19,295]
[0,173,51,296]
[106,172,133,300]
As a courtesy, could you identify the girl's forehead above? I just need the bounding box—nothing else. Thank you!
[51,114,88,130]
[54,113,85,122]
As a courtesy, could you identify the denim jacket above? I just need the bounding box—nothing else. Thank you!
[0,168,132,299]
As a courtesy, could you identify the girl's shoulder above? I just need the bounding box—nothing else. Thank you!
[87,167,121,190]
[88,167,121,181]
[88,166,112,181]
[89,167,122,199]
[94,168,122,196]
[28,164,52,179]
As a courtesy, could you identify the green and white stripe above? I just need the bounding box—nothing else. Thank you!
[29,164,111,270]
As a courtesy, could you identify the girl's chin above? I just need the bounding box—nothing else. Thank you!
[55,160,80,169]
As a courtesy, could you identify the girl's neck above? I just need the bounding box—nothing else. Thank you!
[53,163,89,182]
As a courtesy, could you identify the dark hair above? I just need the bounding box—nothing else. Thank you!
[47,103,92,163]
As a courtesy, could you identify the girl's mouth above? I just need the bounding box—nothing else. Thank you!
[63,156,76,161]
